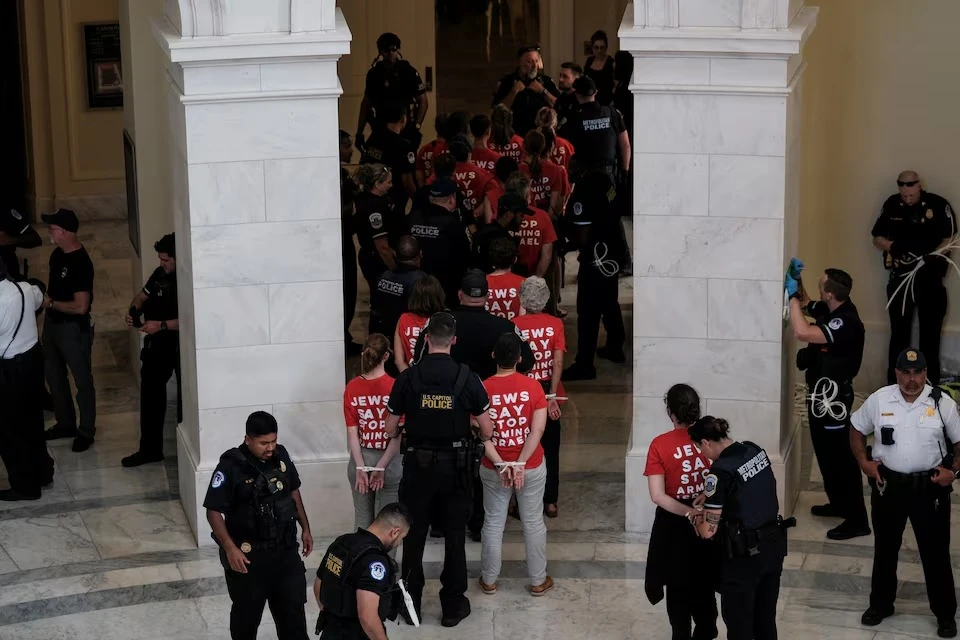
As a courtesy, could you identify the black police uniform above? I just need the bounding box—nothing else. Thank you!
[492,72,560,136]
[317,528,399,640]
[387,354,489,617]
[363,59,427,144]
[408,204,471,304]
[342,167,359,345]
[136,267,181,458]
[704,441,787,640]
[0,208,41,281]
[353,192,406,300]
[371,264,424,341]
[554,90,580,130]
[471,222,516,274]
[361,129,417,213]
[204,443,308,640]
[559,101,624,178]
[797,299,868,528]
[873,192,956,384]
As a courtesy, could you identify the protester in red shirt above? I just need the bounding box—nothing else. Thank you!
[643,384,719,640]
[519,130,567,220]
[415,113,449,186]
[535,107,575,171]
[469,114,503,172]
[513,276,565,516]
[504,173,556,279]
[446,135,497,218]
[485,238,525,320]
[480,156,520,224]
[489,104,525,164]
[393,274,446,372]
[343,333,404,530]
[479,332,553,596]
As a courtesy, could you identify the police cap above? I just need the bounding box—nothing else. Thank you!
[895,348,927,371]
[41,208,80,233]
[0,208,29,236]
[461,269,489,298]
[573,76,597,97]
[429,177,458,198]
[376,32,401,52]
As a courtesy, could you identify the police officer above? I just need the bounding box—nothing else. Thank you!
[314,503,412,640]
[787,265,870,540]
[872,170,956,385]
[356,32,428,150]
[688,416,791,640]
[0,208,41,280]
[341,130,362,356]
[204,411,314,640]
[361,103,418,213]
[472,193,528,273]
[850,348,960,638]
[562,170,626,382]
[384,312,496,627]
[0,258,54,501]
[554,62,583,130]
[121,234,181,468]
[407,177,470,304]
[559,77,630,181]
[371,235,424,342]
[493,45,560,136]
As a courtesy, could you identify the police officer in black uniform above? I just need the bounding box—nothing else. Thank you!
[0,208,41,281]
[555,62,583,130]
[314,503,412,640]
[384,312,496,627]
[689,416,793,640]
[407,178,470,304]
[788,265,870,540]
[872,170,956,385]
[559,77,631,181]
[472,193,528,273]
[357,33,428,150]
[341,130,362,355]
[372,235,424,342]
[493,45,560,136]
[361,103,418,214]
[562,170,626,382]
[204,411,314,640]
[121,233,182,468]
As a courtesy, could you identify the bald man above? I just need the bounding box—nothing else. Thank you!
[872,170,956,384]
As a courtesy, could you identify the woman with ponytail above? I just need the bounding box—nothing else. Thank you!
[535,107,575,171]
[519,130,568,221]
[343,333,404,532]
[489,105,525,164]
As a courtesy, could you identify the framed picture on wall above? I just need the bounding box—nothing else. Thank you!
[83,23,123,109]
[123,130,140,258]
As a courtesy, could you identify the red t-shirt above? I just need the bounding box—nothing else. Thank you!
[471,147,502,173]
[489,135,525,164]
[643,428,712,500]
[512,206,558,274]
[481,373,547,470]
[343,374,400,450]
[416,138,447,179]
[549,137,575,170]
[486,271,526,320]
[396,312,428,366]
[485,182,505,221]
[520,160,570,211]
[452,161,496,215]
[512,313,566,398]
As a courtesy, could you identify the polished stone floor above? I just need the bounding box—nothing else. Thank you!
[0,221,954,639]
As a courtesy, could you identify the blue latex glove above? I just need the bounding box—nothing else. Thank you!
[788,258,805,279]
[784,274,799,298]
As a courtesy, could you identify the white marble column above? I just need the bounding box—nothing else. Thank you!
[620,1,817,533]
[154,0,353,543]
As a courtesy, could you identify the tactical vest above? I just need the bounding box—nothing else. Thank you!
[223,448,298,544]
[712,441,779,532]
[405,364,472,446]
[800,342,857,387]
[320,533,397,621]
[569,105,618,169]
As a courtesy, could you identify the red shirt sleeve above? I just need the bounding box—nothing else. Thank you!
[343,379,360,428]
[644,436,665,476]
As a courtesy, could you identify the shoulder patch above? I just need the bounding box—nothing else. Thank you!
[704,473,718,497]
[828,318,843,331]
[407,151,416,164]
[369,561,386,581]
[369,212,384,230]
[211,471,225,489]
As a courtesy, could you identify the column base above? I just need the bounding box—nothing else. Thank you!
[177,426,355,546]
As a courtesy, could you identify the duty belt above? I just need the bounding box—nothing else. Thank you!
[879,467,942,492]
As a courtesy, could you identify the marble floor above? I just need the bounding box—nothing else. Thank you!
[0,221,954,639]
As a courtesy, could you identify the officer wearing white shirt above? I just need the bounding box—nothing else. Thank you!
[850,348,960,638]
[0,258,55,500]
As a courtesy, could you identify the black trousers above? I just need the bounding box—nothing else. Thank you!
[575,265,625,367]
[541,415,561,505]
[666,582,719,640]
[869,482,956,619]
[399,449,470,615]
[720,540,784,640]
[358,253,386,337]
[219,545,308,640]
[43,318,96,437]
[886,272,947,385]
[806,386,868,526]
[139,334,181,456]
[0,343,54,495]
[343,234,358,343]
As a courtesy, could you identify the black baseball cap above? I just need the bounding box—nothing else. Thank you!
[573,76,597,97]
[429,178,457,198]
[461,269,489,298]
[376,32,401,52]
[41,208,80,233]
[0,209,30,236]
[896,348,927,371]
[497,193,532,215]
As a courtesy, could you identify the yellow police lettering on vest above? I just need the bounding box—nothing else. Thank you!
[326,553,343,577]
[421,394,453,410]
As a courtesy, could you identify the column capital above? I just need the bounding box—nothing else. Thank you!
[631,0,806,30]
[164,0,338,38]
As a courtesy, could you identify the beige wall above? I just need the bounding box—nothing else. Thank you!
[575,0,627,59]
[21,0,126,219]
[800,0,960,387]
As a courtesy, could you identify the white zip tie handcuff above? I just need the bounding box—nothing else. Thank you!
[494,461,526,475]
[356,466,385,473]
[398,579,420,627]
[545,394,568,401]
[808,377,848,421]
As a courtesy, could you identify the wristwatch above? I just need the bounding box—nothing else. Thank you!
[160,320,168,331]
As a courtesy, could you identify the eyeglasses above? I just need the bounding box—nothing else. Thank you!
[897,180,919,187]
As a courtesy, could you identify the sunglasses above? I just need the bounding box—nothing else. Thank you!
[897,180,919,187]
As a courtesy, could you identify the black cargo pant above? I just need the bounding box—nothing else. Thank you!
[719,532,786,640]
[138,333,181,457]
[0,343,54,495]
[574,264,625,367]
[43,317,96,438]
[220,544,308,640]
[343,230,358,343]
[886,270,947,385]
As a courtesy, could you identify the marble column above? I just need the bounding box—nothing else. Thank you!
[620,0,817,533]
[154,0,353,543]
